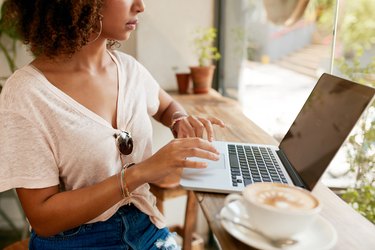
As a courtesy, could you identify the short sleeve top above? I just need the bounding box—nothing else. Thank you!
[0,51,165,228]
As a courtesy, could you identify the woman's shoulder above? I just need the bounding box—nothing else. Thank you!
[0,65,45,110]
[2,65,42,90]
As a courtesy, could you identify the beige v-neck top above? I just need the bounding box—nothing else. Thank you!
[0,50,166,228]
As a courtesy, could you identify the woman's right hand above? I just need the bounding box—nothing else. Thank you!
[136,138,220,185]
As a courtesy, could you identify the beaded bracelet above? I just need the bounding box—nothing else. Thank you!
[119,162,135,199]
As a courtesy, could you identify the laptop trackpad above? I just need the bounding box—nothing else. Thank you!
[188,153,226,170]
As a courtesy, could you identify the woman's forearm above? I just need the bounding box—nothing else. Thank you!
[16,167,146,237]
[154,89,188,127]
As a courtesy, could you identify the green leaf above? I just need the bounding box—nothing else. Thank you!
[192,27,221,66]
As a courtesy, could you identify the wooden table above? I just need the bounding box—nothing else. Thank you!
[171,90,375,250]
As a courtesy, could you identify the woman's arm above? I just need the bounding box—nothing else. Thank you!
[16,175,123,237]
[16,138,219,237]
[152,88,187,126]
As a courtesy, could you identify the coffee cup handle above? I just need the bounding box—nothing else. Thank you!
[224,193,244,205]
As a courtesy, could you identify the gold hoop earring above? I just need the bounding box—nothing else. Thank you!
[88,14,103,44]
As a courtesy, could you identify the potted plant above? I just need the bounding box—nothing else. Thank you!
[172,66,191,94]
[190,27,221,94]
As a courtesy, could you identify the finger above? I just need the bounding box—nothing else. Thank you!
[180,119,196,137]
[207,117,226,128]
[175,119,194,138]
[188,116,205,138]
[182,146,220,162]
[180,133,189,139]
[198,118,214,141]
[182,159,208,169]
[172,138,219,156]
[178,137,219,154]
[177,129,188,139]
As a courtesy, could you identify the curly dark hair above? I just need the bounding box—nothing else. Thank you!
[2,0,104,58]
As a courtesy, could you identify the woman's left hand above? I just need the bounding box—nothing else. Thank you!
[171,114,225,141]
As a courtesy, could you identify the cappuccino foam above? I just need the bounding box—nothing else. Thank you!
[247,183,318,210]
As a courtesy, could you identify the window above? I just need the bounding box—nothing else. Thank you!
[217,0,374,222]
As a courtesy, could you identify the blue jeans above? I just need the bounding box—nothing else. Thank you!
[29,204,180,250]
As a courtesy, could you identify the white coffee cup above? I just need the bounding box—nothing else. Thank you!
[225,182,322,240]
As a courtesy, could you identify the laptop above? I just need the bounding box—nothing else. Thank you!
[180,73,375,193]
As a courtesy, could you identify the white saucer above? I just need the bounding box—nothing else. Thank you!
[220,200,337,250]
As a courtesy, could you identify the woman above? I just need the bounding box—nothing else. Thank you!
[0,0,224,249]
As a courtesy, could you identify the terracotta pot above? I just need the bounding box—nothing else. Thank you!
[190,65,215,94]
[175,73,191,94]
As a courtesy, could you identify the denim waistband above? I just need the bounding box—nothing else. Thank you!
[29,204,179,250]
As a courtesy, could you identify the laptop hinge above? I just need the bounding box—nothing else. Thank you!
[276,150,307,190]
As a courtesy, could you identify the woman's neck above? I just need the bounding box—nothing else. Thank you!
[32,40,112,74]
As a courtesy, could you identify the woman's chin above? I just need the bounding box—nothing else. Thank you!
[114,32,133,42]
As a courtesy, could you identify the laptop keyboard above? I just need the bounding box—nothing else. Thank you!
[228,144,288,187]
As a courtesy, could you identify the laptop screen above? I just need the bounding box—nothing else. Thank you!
[279,73,375,190]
